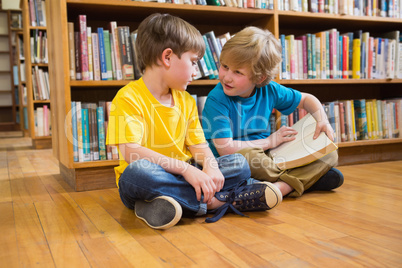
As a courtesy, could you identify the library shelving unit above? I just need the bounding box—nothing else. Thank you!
[21,0,52,148]
[16,29,28,136]
[47,0,402,191]
[9,10,25,135]
[0,9,20,131]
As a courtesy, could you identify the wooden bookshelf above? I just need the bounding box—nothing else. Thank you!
[20,0,52,148]
[0,9,21,131]
[47,0,402,191]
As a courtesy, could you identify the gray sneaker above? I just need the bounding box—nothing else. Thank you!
[135,196,182,229]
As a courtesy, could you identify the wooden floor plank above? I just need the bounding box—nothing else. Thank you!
[69,192,163,267]
[0,203,19,268]
[13,202,55,267]
[34,201,91,268]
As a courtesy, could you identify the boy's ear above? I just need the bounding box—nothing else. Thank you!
[161,48,174,67]
[257,75,267,85]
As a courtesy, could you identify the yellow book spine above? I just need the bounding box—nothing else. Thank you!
[366,101,373,139]
[352,39,361,79]
[371,99,379,139]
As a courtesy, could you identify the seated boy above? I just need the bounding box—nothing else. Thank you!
[202,26,344,198]
[106,14,283,229]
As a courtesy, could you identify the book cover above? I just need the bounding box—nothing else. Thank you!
[269,113,338,170]
[129,30,142,79]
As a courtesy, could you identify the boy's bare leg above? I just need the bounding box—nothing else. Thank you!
[273,181,293,196]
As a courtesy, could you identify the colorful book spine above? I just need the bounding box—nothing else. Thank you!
[97,106,107,160]
[118,26,134,80]
[97,28,108,80]
[87,27,93,80]
[109,21,123,80]
[71,101,78,162]
[352,30,362,79]
[81,108,91,161]
[103,30,113,80]
[91,33,101,81]
[77,15,89,81]
[353,99,368,140]
[75,101,84,162]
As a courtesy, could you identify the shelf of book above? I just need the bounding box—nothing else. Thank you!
[21,0,52,148]
[280,79,402,85]
[47,0,402,191]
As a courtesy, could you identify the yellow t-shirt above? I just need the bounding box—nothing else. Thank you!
[106,78,206,185]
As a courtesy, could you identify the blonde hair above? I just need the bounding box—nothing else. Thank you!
[136,13,205,73]
[220,26,282,87]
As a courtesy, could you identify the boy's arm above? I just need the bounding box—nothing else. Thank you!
[212,127,297,156]
[298,92,334,141]
[119,143,218,204]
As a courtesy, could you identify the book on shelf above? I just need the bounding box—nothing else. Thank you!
[72,101,119,162]
[269,113,338,170]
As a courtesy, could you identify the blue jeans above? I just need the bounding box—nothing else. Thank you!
[118,153,251,216]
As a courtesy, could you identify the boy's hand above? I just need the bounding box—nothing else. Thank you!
[314,120,335,141]
[203,163,224,194]
[182,165,218,204]
[267,126,298,149]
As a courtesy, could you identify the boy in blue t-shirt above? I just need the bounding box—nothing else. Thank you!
[203,26,343,197]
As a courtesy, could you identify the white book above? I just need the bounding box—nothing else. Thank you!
[91,33,101,81]
[269,113,338,170]
[36,107,44,137]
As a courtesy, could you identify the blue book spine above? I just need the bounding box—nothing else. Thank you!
[71,101,79,162]
[353,99,368,140]
[280,34,288,79]
[202,35,218,77]
[97,27,108,80]
[97,106,107,160]
[311,34,317,79]
[328,102,337,142]
[81,108,91,161]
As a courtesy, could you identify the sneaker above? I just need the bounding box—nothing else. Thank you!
[306,167,344,192]
[135,196,182,229]
[205,182,283,223]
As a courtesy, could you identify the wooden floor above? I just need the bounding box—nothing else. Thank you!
[0,135,401,267]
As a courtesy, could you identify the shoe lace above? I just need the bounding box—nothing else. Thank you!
[205,182,248,223]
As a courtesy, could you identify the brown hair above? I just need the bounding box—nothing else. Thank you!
[135,13,205,73]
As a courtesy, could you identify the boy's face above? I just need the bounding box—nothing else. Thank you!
[167,50,200,91]
[218,61,256,98]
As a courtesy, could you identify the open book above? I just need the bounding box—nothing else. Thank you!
[269,113,338,170]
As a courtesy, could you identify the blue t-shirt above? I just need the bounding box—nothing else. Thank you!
[202,81,302,157]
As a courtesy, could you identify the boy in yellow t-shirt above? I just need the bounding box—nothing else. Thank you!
[106,14,283,229]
